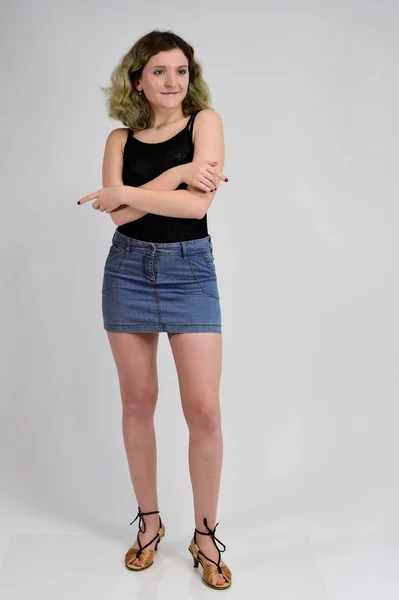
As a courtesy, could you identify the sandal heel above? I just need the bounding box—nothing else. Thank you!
[191,552,199,568]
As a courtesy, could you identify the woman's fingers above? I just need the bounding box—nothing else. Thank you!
[77,189,101,205]
[193,179,212,192]
[195,162,229,192]
[206,165,228,182]
[216,170,228,181]
[199,178,218,192]
[203,173,217,188]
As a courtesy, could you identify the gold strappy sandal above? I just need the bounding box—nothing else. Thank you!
[125,506,165,571]
[188,518,232,590]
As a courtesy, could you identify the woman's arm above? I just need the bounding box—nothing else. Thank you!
[110,166,185,226]
[120,109,225,220]
[102,129,185,226]
[102,129,143,225]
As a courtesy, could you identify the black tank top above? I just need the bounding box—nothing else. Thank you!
[117,110,208,243]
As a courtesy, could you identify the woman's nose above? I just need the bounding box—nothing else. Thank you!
[165,76,177,87]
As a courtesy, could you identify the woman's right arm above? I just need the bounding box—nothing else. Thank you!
[102,129,184,226]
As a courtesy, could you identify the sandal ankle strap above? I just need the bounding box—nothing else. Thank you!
[194,517,226,574]
[129,506,162,532]
[129,506,163,559]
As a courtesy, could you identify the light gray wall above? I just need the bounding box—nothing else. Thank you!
[1,0,398,539]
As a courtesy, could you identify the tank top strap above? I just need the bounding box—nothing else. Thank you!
[186,110,201,144]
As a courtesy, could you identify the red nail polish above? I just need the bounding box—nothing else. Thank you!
[224,178,229,182]
[77,201,80,204]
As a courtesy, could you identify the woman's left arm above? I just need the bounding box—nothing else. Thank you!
[121,109,225,219]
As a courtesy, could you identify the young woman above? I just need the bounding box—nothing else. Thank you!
[78,30,231,590]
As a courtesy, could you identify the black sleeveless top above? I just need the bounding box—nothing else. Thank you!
[117,110,208,243]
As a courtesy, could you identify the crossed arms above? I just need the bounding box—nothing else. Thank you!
[101,108,225,226]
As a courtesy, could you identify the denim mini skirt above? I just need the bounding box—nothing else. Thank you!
[102,230,222,334]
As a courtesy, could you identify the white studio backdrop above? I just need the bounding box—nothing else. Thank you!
[0,0,398,561]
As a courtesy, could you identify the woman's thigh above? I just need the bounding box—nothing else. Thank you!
[168,332,222,426]
[106,332,160,407]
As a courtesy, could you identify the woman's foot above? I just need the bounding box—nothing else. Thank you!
[130,514,164,567]
[189,535,228,586]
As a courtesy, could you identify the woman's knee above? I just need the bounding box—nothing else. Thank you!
[106,332,159,420]
[121,383,158,419]
[185,399,221,433]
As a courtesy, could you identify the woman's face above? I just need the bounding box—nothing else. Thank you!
[138,48,190,110]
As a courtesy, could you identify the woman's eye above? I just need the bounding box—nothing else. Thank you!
[153,69,187,75]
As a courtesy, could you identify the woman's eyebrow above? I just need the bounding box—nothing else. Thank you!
[151,64,188,68]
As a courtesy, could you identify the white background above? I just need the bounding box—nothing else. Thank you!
[1,0,398,598]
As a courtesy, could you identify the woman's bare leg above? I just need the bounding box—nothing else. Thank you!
[168,332,227,585]
[107,331,163,566]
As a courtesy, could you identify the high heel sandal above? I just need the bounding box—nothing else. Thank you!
[125,506,165,571]
[188,518,232,590]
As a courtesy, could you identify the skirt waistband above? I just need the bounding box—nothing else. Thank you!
[112,230,213,256]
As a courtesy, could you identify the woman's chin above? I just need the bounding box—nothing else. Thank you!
[155,97,181,108]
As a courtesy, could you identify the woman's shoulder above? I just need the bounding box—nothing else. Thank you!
[106,127,130,152]
[195,107,222,121]
[192,108,223,142]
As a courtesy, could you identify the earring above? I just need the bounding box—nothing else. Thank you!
[139,90,143,95]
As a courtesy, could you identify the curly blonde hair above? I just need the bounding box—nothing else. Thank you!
[100,30,212,130]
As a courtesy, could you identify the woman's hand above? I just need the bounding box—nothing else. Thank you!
[179,161,228,192]
[77,185,127,213]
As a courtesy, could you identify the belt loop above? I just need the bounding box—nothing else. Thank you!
[181,242,188,260]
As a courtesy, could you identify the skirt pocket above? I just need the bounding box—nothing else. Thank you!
[187,250,219,298]
[102,244,127,292]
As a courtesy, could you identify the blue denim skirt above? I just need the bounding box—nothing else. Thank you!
[102,230,222,333]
